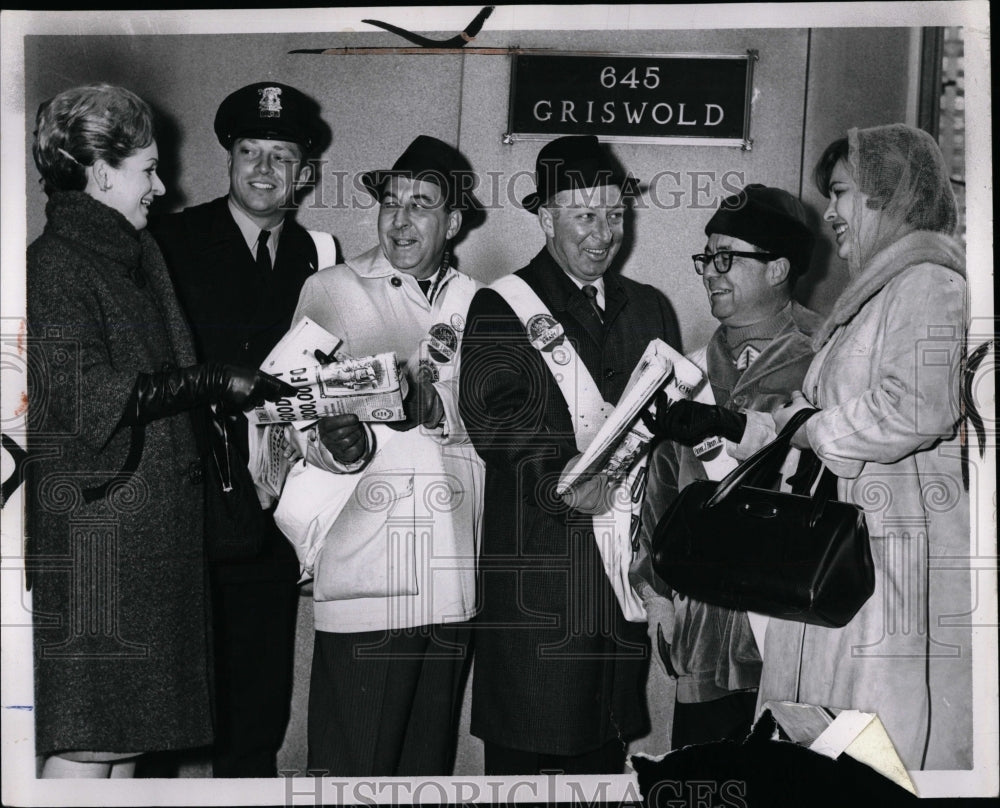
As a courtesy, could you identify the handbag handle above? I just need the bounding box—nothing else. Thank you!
[703,407,818,509]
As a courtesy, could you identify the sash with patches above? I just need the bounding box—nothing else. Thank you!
[489,274,645,622]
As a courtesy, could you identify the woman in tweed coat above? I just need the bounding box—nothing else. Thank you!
[27,84,289,778]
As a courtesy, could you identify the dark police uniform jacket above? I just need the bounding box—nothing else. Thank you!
[459,247,682,755]
[150,196,321,583]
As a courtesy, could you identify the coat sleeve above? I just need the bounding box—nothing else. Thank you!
[806,266,965,477]
[458,287,577,511]
[27,247,138,453]
[431,376,470,446]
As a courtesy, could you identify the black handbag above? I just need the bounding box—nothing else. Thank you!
[651,408,874,628]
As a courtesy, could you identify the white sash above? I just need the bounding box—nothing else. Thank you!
[272,271,475,588]
[489,275,646,622]
[307,229,338,270]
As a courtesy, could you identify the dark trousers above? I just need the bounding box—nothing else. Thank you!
[307,622,472,777]
[484,738,627,776]
[210,576,299,777]
[672,690,758,748]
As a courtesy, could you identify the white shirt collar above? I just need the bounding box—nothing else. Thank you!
[561,269,605,309]
[228,198,285,265]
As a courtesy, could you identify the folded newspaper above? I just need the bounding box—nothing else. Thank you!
[249,316,407,426]
[250,352,406,425]
[556,339,704,495]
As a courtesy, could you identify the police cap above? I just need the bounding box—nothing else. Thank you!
[214,82,323,153]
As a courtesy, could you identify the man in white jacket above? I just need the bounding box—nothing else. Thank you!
[280,136,483,777]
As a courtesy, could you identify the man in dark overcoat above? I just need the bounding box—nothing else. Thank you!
[148,81,332,777]
[458,135,682,775]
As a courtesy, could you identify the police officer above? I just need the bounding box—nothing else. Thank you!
[149,82,333,777]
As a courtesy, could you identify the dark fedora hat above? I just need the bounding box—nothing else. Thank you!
[214,82,326,153]
[705,183,816,276]
[361,135,481,212]
[521,135,639,213]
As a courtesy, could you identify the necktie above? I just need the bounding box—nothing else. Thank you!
[256,230,272,273]
[417,278,433,300]
[583,284,603,323]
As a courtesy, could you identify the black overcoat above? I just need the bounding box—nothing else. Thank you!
[149,197,320,582]
[459,247,682,755]
[27,191,212,755]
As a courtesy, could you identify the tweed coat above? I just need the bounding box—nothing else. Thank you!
[27,191,212,755]
[459,247,682,756]
[741,232,973,770]
[149,196,321,582]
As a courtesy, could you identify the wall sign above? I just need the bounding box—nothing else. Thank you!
[505,50,757,148]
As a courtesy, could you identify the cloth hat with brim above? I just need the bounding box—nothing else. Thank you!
[214,82,325,153]
[361,135,482,213]
[705,183,816,275]
[520,135,640,213]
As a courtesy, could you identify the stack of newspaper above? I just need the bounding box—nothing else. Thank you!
[556,339,704,496]
[248,317,407,504]
[248,318,406,426]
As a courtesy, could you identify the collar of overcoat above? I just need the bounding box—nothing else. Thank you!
[522,247,628,347]
[346,243,461,291]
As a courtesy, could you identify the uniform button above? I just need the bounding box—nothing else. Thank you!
[187,460,203,485]
[605,369,615,380]
[390,276,402,287]
[732,395,746,407]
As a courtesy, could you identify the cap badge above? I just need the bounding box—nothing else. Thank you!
[258,86,283,119]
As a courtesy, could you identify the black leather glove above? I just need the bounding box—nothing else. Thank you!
[644,398,747,446]
[316,413,369,464]
[124,363,297,425]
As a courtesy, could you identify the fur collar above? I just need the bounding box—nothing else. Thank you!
[812,230,965,350]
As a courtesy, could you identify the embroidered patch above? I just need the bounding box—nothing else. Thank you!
[526,313,565,352]
[428,323,458,364]
[258,86,283,118]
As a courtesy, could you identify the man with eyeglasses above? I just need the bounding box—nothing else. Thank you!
[630,183,821,752]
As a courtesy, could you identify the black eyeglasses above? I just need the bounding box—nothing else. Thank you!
[691,250,780,275]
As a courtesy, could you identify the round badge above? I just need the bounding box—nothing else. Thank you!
[526,313,564,352]
[417,358,440,383]
[428,323,458,364]
[450,312,466,332]
[551,344,572,365]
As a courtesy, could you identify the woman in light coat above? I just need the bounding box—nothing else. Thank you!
[739,124,972,770]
